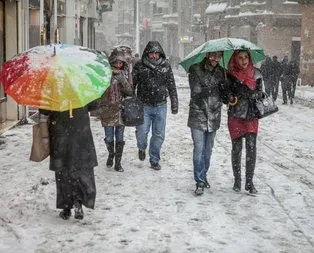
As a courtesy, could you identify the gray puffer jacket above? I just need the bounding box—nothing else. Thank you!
[187,59,227,131]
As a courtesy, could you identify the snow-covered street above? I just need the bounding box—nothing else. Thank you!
[1,71,314,253]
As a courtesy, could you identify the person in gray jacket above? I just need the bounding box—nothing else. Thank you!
[187,51,229,195]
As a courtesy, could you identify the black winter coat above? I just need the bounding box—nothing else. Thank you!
[40,103,98,172]
[187,60,227,131]
[227,68,263,120]
[132,41,178,112]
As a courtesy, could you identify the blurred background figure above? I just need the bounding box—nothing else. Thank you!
[261,56,272,96]
[132,53,140,66]
[290,60,300,99]
[280,56,293,104]
[270,56,282,102]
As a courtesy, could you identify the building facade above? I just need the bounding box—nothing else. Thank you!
[298,0,314,86]
[0,0,99,130]
[204,0,301,61]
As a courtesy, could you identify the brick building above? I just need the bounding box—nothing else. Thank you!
[204,0,301,62]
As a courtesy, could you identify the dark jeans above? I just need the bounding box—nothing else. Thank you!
[191,129,216,185]
[136,103,167,164]
[104,126,125,142]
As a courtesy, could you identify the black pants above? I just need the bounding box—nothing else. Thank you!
[231,133,257,181]
[282,81,292,103]
[291,77,298,98]
[270,78,280,101]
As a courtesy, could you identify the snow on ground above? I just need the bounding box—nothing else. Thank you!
[0,70,314,253]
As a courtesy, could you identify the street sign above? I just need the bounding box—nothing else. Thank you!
[98,0,114,12]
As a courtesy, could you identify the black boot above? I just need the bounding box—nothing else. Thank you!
[245,134,258,194]
[232,138,242,192]
[114,141,125,172]
[59,208,71,220]
[73,200,84,220]
[105,141,114,168]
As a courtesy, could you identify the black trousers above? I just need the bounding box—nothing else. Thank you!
[231,133,257,181]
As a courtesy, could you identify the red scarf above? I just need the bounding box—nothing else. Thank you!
[228,51,256,90]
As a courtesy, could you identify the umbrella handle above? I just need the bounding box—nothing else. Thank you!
[69,101,73,118]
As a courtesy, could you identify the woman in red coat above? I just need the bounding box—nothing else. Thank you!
[226,50,264,194]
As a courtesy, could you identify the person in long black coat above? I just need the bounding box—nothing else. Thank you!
[40,102,98,220]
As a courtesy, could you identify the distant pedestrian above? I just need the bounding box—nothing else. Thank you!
[260,56,272,96]
[270,55,282,101]
[39,102,99,220]
[98,51,133,172]
[290,60,300,99]
[187,51,231,195]
[281,58,293,104]
[132,41,178,170]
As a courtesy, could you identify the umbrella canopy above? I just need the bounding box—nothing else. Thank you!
[180,37,266,72]
[0,44,112,112]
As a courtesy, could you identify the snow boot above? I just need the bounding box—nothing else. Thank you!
[204,178,211,189]
[105,141,115,168]
[194,183,205,196]
[59,208,71,220]
[114,141,125,172]
[138,149,146,161]
[245,134,258,194]
[232,140,242,192]
[73,200,84,220]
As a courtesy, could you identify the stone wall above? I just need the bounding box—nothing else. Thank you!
[300,4,314,86]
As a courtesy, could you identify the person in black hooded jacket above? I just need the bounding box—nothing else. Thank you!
[132,41,178,170]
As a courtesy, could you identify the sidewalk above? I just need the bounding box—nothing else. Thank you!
[0,120,19,135]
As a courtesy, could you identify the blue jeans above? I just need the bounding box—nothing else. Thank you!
[104,126,125,142]
[191,128,216,185]
[136,103,167,164]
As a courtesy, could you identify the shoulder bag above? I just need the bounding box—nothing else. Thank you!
[30,122,50,162]
[255,94,279,119]
[121,96,144,126]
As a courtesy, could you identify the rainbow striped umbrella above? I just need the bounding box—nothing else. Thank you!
[0,44,112,115]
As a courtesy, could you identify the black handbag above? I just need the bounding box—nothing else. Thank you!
[255,94,278,119]
[121,96,144,126]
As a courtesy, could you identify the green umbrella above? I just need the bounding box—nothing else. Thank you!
[180,37,266,72]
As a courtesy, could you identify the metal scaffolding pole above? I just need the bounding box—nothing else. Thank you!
[21,0,29,124]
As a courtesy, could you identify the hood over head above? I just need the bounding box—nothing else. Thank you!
[142,41,166,60]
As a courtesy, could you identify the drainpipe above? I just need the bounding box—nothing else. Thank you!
[21,0,29,124]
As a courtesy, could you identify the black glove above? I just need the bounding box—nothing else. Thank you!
[227,94,235,103]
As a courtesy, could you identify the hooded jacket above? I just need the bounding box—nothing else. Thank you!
[132,41,178,113]
[99,52,133,126]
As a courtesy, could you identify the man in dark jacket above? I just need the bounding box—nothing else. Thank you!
[260,56,272,96]
[281,57,293,104]
[187,51,228,195]
[290,60,300,99]
[270,55,282,101]
[132,41,178,170]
